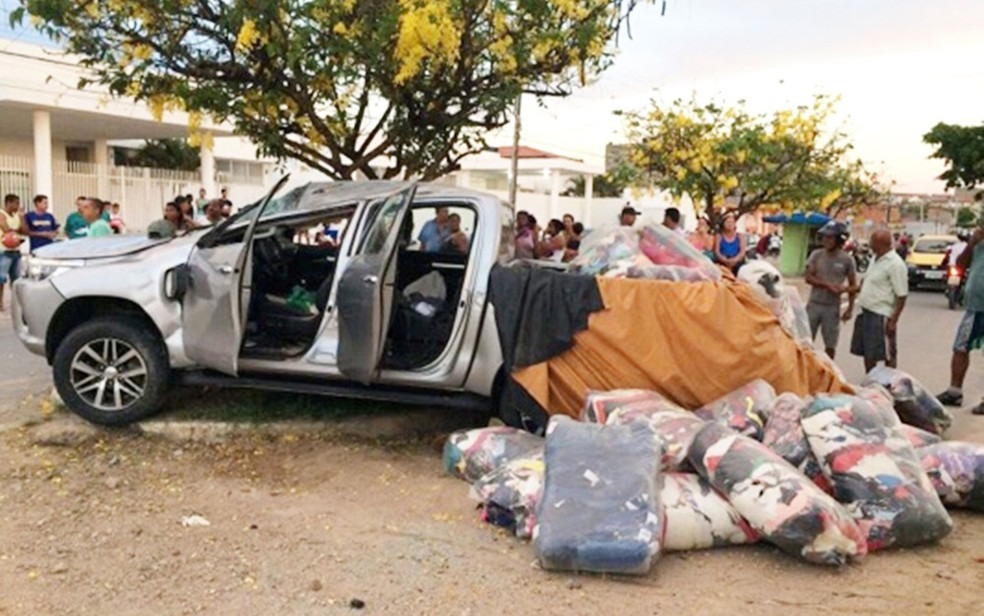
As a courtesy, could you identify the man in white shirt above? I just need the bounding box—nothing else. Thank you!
[194,199,225,227]
[663,207,685,235]
[850,229,908,372]
[949,233,968,267]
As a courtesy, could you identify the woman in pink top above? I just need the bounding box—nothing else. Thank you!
[514,211,536,259]
[689,217,716,261]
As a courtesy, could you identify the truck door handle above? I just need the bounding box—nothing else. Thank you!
[362,275,379,285]
[219,265,234,275]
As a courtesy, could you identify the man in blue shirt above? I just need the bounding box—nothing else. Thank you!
[938,224,984,415]
[25,194,59,251]
[418,206,450,252]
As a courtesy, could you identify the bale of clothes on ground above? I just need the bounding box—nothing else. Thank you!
[442,366,983,576]
[455,225,979,575]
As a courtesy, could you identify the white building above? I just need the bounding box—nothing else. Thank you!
[0,39,273,231]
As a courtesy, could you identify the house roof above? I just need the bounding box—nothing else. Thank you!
[496,146,582,162]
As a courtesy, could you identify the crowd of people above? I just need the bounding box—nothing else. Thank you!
[512,203,772,273]
[0,193,128,310]
[513,210,586,262]
[147,188,233,239]
[0,187,233,309]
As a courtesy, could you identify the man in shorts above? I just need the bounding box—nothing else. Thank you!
[851,229,908,371]
[805,221,857,358]
[938,224,984,414]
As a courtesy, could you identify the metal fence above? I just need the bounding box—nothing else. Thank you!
[50,161,200,231]
[0,156,34,205]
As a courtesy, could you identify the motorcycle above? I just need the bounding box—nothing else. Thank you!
[946,263,965,310]
[849,241,871,273]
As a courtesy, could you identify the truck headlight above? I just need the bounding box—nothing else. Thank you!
[26,257,84,280]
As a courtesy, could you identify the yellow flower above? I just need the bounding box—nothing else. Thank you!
[236,19,261,52]
[393,0,461,84]
[820,189,842,209]
[132,43,153,61]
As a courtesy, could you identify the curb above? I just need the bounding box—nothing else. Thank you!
[22,407,490,447]
[137,407,491,444]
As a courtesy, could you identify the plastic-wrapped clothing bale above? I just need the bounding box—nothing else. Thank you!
[534,416,662,575]
[737,262,808,344]
[600,255,652,279]
[760,393,831,493]
[580,389,668,424]
[638,224,721,280]
[802,394,953,551]
[861,367,953,435]
[568,227,641,277]
[662,472,760,551]
[783,287,812,343]
[469,451,544,538]
[442,427,543,483]
[918,442,984,512]
[695,379,776,441]
[688,421,866,566]
[606,405,705,472]
[898,424,943,449]
[625,262,719,282]
[854,385,901,426]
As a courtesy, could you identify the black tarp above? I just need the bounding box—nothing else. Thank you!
[488,264,605,433]
[488,264,604,371]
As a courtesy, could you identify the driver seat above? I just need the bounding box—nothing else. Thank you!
[255,272,334,340]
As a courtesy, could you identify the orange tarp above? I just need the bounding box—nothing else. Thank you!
[513,277,850,417]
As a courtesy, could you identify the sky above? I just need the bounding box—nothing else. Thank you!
[509,0,984,193]
[3,0,982,193]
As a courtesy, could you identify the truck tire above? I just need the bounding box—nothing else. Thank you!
[52,317,170,426]
[493,369,548,435]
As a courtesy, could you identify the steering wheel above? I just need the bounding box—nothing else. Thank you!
[254,234,291,282]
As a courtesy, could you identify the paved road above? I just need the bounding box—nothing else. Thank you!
[1,288,983,440]
[0,309,52,425]
[829,287,984,442]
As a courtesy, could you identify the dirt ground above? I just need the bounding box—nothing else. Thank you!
[1,419,983,616]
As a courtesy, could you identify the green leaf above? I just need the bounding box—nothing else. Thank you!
[8,6,25,27]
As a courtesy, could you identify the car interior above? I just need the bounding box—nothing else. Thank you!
[381,204,476,370]
[241,210,354,359]
[239,200,476,371]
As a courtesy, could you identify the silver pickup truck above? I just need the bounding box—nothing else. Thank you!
[12,179,517,425]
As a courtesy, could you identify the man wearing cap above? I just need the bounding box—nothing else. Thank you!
[620,205,640,227]
[805,221,857,358]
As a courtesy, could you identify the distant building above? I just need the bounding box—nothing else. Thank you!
[0,39,275,231]
[852,192,965,238]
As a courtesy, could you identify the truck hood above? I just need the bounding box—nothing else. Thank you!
[33,235,173,260]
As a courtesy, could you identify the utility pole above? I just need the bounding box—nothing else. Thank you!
[508,93,522,211]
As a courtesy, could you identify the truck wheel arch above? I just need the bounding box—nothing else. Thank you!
[46,297,164,364]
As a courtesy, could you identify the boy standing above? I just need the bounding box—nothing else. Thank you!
[25,194,59,251]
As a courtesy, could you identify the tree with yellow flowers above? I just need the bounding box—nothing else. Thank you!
[622,95,881,228]
[14,0,644,181]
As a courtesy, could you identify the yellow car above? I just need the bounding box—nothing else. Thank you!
[906,234,958,288]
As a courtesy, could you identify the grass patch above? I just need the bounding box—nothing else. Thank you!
[159,387,406,424]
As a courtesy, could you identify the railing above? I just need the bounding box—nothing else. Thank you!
[51,161,200,232]
[0,156,34,204]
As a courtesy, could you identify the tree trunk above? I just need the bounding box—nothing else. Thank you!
[705,194,718,230]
